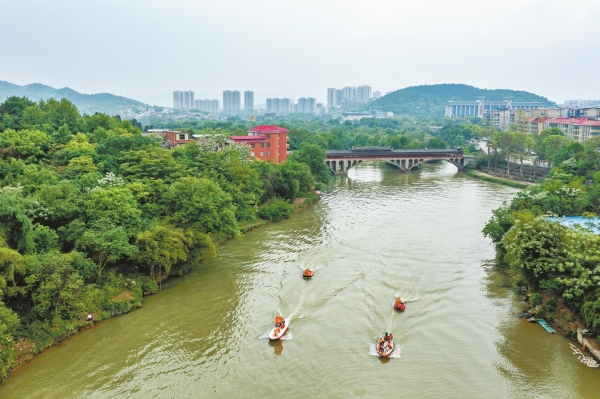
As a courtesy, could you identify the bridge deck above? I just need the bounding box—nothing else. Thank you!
[325,148,463,158]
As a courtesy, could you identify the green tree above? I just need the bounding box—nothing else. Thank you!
[287,143,330,183]
[502,218,568,291]
[76,219,138,282]
[166,176,239,236]
[85,186,142,231]
[425,136,447,149]
[541,135,570,167]
[134,224,191,281]
[0,129,51,162]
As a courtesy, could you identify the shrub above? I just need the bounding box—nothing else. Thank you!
[545,296,558,313]
[139,276,158,295]
[258,198,293,222]
[582,297,600,332]
[531,293,542,307]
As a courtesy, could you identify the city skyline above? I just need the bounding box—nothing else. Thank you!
[174,84,378,112]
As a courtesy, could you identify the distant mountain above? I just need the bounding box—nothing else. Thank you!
[362,84,556,116]
[0,80,147,115]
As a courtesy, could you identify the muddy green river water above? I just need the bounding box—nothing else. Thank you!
[2,162,599,398]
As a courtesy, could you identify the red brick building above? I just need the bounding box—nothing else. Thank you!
[230,125,290,163]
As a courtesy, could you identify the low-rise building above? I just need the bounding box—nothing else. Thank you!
[341,112,373,121]
[522,117,600,142]
[145,129,196,148]
[229,125,290,163]
[374,111,393,119]
[445,99,544,119]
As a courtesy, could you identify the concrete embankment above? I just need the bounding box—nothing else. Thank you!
[468,170,531,188]
[577,329,600,362]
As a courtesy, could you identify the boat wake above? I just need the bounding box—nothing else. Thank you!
[395,292,420,303]
[368,343,403,358]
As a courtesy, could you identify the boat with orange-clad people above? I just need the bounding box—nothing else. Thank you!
[377,332,394,357]
[393,297,406,311]
[268,316,289,340]
[302,268,314,278]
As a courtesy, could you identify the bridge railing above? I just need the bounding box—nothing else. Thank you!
[325,152,463,159]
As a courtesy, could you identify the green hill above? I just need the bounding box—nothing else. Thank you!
[0,80,147,115]
[362,84,556,116]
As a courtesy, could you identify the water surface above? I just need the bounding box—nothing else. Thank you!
[3,162,599,398]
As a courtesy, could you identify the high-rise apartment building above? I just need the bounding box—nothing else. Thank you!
[223,90,241,113]
[373,90,382,100]
[343,86,357,100]
[327,88,336,108]
[194,99,220,114]
[266,98,292,114]
[173,90,195,110]
[296,97,317,114]
[335,89,344,107]
[357,85,372,102]
[244,91,254,112]
[173,91,182,109]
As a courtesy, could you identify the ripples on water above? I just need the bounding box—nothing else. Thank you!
[3,162,600,399]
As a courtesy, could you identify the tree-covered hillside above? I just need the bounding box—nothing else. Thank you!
[363,84,556,116]
[0,81,147,116]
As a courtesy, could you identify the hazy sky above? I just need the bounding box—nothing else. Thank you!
[2,0,599,106]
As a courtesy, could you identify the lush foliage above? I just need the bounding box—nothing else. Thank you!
[483,136,600,337]
[0,96,322,379]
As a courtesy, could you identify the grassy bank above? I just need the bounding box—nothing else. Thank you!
[468,170,530,189]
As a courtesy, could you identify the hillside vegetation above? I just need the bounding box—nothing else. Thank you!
[0,81,146,116]
[363,84,556,116]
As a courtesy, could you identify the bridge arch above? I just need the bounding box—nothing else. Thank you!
[325,147,471,175]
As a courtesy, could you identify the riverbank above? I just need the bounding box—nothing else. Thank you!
[498,263,600,365]
[468,170,531,188]
[3,194,321,381]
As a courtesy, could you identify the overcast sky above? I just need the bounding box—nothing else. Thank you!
[1,0,599,106]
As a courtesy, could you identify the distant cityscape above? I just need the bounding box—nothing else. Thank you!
[171,85,392,117]
[114,88,600,144]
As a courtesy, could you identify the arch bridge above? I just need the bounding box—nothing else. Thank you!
[325,147,476,174]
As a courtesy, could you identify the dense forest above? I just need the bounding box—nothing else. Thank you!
[0,81,146,116]
[363,84,556,116]
[0,96,328,379]
[483,136,600,340]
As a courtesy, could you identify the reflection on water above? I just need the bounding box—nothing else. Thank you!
[3,162,600,399]
[269,340,283,356]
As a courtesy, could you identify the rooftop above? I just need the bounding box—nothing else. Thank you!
[248,125,290,134]
[526,117,600,126]
[230,135,268,142]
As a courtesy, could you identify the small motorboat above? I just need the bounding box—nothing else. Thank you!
[268,316,289,340]
[302,268,314,278]
[377,335,394,357]
[393,298,406,311]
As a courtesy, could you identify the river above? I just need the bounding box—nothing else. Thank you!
[2,162,599,398]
